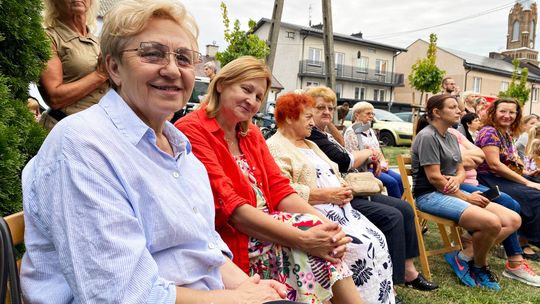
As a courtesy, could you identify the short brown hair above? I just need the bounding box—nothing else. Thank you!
[481,98,522,137]
[274,93,315,128]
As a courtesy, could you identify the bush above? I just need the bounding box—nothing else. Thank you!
[0,0,50,216]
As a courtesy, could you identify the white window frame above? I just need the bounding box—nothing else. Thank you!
[473,77,482,93]
[335,83,343,99]
[356,57,369,73]
[375,59,387,75]
[373,89,385,101]
[500,81,509,92]
[354,87,366,100]
[308,47,322,66]
[532,87,539,102]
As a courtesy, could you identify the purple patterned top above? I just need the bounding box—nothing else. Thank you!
[475,126,518,175]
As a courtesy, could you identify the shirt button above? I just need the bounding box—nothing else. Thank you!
[192,207,198,214]
[172,171,180,178]
[207,266,213,272]
[208,243,215,249]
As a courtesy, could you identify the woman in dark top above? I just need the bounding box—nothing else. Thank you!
[460,112,481,143]
[412,94,519,291]
[304,86,438,292]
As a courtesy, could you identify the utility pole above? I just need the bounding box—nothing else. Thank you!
[322,0,335,90]
[266,0,284,72]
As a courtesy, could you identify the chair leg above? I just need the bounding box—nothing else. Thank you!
[414,215,432,280]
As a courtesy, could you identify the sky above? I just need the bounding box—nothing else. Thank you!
[180,0,529,57]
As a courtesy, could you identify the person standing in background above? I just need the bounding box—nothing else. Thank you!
[204,61,217,81]
[442,77,460,98]
[38,0,109,130]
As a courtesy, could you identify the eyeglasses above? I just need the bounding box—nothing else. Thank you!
[363,112,375,116]
[315,105,336,112]
[121,42,202,68]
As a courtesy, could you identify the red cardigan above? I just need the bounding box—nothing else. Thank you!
[175,108,295,272]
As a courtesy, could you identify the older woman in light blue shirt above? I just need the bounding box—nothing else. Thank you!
[20,0,288,303]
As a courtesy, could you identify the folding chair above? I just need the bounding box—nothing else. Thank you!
[0,212,24,304]
[397,154,462,280]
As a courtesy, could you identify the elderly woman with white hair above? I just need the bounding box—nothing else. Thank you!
[343,102,403,199]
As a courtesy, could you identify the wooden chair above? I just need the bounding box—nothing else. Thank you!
[0,212,24,304]
[397,154,462,280]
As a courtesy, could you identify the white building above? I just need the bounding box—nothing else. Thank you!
[252,18,409,110]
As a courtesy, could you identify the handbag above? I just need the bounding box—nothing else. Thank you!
[344,171,384,196]
[508,161,524,175]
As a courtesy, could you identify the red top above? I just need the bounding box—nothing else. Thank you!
[175,108,295,272]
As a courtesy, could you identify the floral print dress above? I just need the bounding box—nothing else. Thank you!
[298,149,395,304]
[234,155,347,304]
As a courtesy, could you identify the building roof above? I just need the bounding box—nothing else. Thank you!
[439,45,540,81]
[253,18,407,53]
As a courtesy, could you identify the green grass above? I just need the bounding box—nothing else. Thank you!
[396,223,540,304]
[381,146,411,166]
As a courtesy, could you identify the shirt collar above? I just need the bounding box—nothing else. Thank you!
[99,90,192,157]
[195,105,225,135]
[53,21,98,44]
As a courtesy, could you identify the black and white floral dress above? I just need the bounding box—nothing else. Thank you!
[299,148,395,304]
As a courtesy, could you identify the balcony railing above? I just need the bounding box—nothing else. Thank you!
[298,60,404,86]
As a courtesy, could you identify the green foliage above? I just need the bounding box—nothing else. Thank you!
[408,34,446,103]
[499,59,531,106]
[216,2,270,67]
[0,0,50,216]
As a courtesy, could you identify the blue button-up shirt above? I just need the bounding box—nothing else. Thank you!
[21,90,232,303]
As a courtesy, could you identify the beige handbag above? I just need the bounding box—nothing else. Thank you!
[344,172,384,196]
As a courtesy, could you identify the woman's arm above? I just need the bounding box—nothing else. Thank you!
[40,44,108,109]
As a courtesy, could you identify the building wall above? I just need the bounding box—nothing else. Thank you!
[394,39,464,104]
[254,22,401,104]
[394,39,540,115]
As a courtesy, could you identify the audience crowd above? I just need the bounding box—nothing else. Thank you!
[14,0,540,303]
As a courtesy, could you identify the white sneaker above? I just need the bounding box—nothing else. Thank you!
[502,260,540,287]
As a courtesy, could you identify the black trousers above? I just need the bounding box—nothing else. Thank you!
[350,194,419,285]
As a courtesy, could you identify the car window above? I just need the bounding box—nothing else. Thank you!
[374,109,404,122]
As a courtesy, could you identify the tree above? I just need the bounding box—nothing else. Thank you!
[216,2,270,67]
[0,0,50,216]
[408,33,446,105]
[499,59,531,106]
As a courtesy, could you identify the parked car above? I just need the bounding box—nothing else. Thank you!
[395,111,413,123]
[344,108,413,146]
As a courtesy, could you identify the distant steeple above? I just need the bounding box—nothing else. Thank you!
[502,1,538,65]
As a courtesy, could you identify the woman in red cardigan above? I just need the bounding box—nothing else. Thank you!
[175,56,361,304]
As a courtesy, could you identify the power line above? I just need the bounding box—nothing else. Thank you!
[365,0,520,40]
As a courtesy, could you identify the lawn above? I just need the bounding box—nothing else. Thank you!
[396,223,540,304]
[381,146,411,167]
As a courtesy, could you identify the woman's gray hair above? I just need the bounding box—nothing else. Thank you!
[100,0,199,62]
[351,101,374,116]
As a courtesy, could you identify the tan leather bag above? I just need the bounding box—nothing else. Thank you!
[344,172,384,196]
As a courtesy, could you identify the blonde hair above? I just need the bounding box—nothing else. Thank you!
[351,101,374,122]
[526,139,540,159]
[525,123,540,157]
[304,86,337,106]
[27,97,40,112]
[100,0,199,63]
[43,0,99,31]
[205,56,272,135]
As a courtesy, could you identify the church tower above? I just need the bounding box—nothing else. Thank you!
[502,0,538,65]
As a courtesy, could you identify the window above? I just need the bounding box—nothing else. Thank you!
[500,81,509,92]
[532,87,539,102]
[306,81,319,87]
[373,89,385,101]
[356,57,369,73]
[335,83,343,99]
[531,21,536,39]
[375,59,387,75]
[286,31,295,39]
[308,48,322,66]
[335,52,345,77]
[473,77,482,93]
[354,87,366,100]
[512,21,520,42]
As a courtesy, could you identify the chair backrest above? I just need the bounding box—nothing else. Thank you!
[1,212,24,304]
[396,154,415,207]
